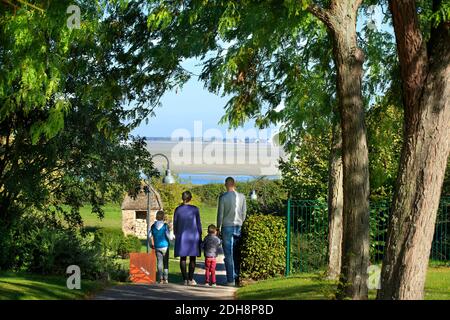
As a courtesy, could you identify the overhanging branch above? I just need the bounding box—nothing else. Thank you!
[306,3,333,29]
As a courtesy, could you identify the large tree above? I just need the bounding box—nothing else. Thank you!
[378,0,450,300]
[0,0,167,252]
[140,0,407,298]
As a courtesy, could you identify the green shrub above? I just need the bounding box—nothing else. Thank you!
[4,214,123,281]
[290,233,328,273]
[94,228,125,257]
[123,235,142,257]
[191,183,225,206]
[239,214,286,281]
[191,179,288,215]
[94,228,141,258]
[242,179,287,216]
[152,180,201,216]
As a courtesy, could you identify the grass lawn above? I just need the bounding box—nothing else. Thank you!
[79,203,122,229]
[237,267,450,300]
[0,272,113,300]
[423,267,450,300]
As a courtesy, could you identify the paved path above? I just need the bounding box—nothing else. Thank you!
[94,254,236,300]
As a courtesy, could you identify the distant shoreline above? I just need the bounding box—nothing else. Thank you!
[178,173,279,185]
[145,140,284,176]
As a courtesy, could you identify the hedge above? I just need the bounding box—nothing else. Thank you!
[239,214,286,281]
[93,228,141,259]
[191,179,287,215]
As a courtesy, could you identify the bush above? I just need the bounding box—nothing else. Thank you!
[94,228,125,257]
[5,213,124,281]
[191,179,288,215]
[239,214,286,281]
[94,228,141,258]
[242,180,287,216]
[123,235,142,257]
[191,183,225,206]
[152,179,201,216]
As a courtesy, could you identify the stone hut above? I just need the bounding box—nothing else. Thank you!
[121,186,163,239]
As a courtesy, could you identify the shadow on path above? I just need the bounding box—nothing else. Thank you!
[94,282,235,300]
[94,254,235,300]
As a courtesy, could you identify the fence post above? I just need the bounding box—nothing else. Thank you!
[286,198,291,276]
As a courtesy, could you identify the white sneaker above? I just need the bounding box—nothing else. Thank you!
[183,280,188,286]
[211,283,217,287]
[188,279,197,286]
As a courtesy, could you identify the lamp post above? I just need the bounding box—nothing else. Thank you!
[144,153,175,253]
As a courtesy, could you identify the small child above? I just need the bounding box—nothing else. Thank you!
[149,210,174,284]
[201,224,221,287]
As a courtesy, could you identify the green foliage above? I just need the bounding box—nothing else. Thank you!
[240,214,286,281]
[289,200,328,273]
[191,183,226,206]
[241,179,288,216]
[429,1,450,27]
[280,99,406,202]
[152,180,181,216]
[93,228,141,259]
[280,132,330,200]
[1,1,162,232]
[0,211,125,281]
[191,179,287,215]
[443,160,450,197]
[151,179,201,217]
[367,102,403,200]
[124,235,143,256]
[369,201,390,262]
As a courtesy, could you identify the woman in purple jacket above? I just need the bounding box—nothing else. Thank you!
[173,191,202,285]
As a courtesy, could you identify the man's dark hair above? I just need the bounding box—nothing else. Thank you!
[182,190,192,202]
[208,224,217,234]
[225,176,235,185]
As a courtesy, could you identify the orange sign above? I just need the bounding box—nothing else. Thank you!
[129,252,156,284]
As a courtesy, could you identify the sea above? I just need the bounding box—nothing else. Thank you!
[177,173,279,185]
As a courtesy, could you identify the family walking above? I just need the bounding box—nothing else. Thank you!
[148,177,247,287]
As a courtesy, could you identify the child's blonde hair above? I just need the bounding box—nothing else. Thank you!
[155,210,166,221]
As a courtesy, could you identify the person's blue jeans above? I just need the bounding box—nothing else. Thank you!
[221,226,241,283]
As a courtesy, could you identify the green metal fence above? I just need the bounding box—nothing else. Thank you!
[286,197,450,275]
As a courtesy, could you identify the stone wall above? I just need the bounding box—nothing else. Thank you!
[135,218,147,239]
[122,209,157,239]
[122,210,136,237]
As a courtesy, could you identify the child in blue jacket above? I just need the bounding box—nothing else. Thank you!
[149,210,174,283]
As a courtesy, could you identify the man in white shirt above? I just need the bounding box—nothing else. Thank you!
[217,177,247,286]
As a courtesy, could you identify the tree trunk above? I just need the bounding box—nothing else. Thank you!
[326,118,343,280]
[378,0,450,300]
[331,1,370,300]
[308,0,370,299]
[333,30,370,300]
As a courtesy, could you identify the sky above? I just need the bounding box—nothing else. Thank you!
[131,58,265,138]
[131,5,391,139]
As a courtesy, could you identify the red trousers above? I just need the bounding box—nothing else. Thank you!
[205,257,217,284]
